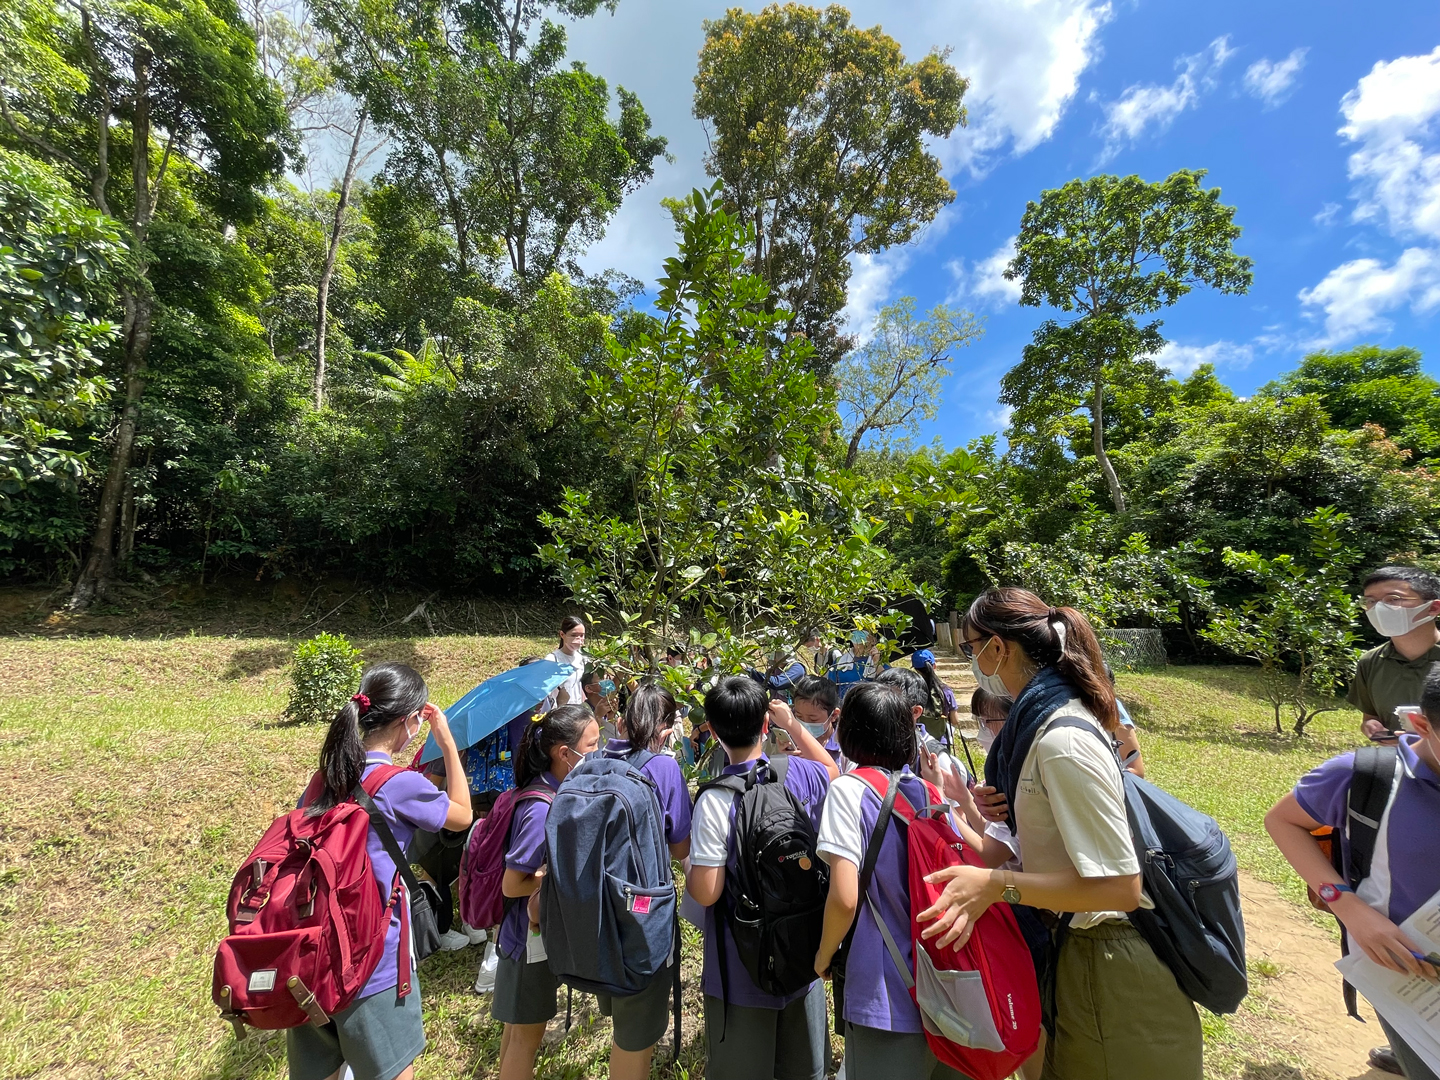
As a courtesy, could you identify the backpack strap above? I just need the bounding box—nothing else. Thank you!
[353,770,429,1000]
[1337,744,1401,1020]
[850,768,919,991]
[832,767,903,1035]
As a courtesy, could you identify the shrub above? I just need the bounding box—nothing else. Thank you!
[286,632,364,723]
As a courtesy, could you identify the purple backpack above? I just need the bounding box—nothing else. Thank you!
[459,782,553,929]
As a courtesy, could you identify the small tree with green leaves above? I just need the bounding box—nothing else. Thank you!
[286,632,364,724]
[1201,507,1361,735]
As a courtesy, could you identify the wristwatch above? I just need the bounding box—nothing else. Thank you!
[1001,871,1022,905]
[1317,882,1353,905]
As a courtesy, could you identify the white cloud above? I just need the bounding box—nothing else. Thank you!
[946,236,1021,308]
[565,0,1115,283]
[1152,339,1255,377]
[1339,45,1440,241]
[1298,247,1440,344]
[1243,48,1309,108]
[1097,36,1234,157]
[1313,202,1341,226]
[842,250,913,342]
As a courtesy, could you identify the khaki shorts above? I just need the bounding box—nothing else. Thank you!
[1043,920,1202,1080]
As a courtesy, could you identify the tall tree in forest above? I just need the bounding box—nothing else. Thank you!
[0,0,294,606]
[692,4,966,371]
[1002,169,1252,513]
[313,0,665,290]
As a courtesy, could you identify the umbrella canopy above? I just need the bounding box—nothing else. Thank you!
[418,658,574,765]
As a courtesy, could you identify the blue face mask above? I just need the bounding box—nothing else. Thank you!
[800,720,830,740]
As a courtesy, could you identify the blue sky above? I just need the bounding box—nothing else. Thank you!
[559,0,1440,450]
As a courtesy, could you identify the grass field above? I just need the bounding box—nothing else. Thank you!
[0,635,1370,1079]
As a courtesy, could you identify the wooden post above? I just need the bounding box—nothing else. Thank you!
[949,610,960,658]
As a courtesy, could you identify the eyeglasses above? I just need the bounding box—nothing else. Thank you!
[1359,595,1424,611]
[958,637,988,659]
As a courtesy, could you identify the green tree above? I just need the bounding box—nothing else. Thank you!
[1201,508,1361,734]
[1002,170,1253,513]
[540,186,920,660]
[0,0,296,606]
[693,3,966,370]
[0,149,123,493]
[1264,345,1440,460]
[836,297,981,467]
[314,0,666,287]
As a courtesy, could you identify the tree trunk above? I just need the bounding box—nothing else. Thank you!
[70,47,155,610]
[844,427,864,469]
[1091,377,1126,513]
[314,111,366,409]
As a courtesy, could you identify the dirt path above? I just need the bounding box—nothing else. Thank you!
[1239,871,1392,1080]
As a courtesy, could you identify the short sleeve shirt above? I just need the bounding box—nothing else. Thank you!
[603,740,693,846]
[498,770,561,961]
[298,753,450,997]
[1347,641,1440,730]
[1293,735,1440,925]
[691,754,830,1009]
[1015,702,1148,928]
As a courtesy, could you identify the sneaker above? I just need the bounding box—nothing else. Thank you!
[438,928,471,952]
[1370,1046,1403,1075]
[474,941,499,993]
[462,922,488,946]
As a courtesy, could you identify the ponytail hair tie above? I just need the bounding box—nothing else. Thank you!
[351,692,371,715]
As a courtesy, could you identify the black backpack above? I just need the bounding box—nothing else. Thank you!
[696,757,830,1002]
[1324,743,1400,1020]
[1050,718,1249,1015]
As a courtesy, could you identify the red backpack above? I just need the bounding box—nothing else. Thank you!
[853,768,1041,1080]
[458,782,553,930]
[212,765,408,1035]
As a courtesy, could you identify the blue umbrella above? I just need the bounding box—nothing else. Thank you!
[418,659,574,764]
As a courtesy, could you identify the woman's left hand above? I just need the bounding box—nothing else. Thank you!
[917,865,1000,950]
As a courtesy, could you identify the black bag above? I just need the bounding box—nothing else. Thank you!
[355,786,446,962]
[1329,743,1400,1020]
[1050,718,1249,1015]
[697,757,830,1000]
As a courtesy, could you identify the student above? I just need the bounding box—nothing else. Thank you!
[582,668,620,741]
[547,616,587,706]
[493,704,601,1080]
[910,649,962,742]
[1265,663,1440,1080]
[917,587,1199,1080]
[813,681,967,1080]
[791,675,842,764]
[289,662,473,1080]
[760,635,813,696]
[687,677,835,1080]
[1353,567,1440,742]
[873,666,969,802]
[1103,664,1146,778]
[590,682,694,1080]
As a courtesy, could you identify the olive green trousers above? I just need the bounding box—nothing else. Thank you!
[1041,920,1203,1080]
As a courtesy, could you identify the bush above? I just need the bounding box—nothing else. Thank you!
[286,632,364,723]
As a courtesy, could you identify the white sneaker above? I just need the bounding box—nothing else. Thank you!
[474,941,498,993]
[462,922,488,945]
[438,928,470,952]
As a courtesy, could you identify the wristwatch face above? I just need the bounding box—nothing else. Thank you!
[1001,885,1022,904]
[1318,883,1343,904]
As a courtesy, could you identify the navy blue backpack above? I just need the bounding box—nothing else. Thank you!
[1050,718,1248,1015]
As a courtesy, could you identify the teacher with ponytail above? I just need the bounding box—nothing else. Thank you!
[918,588,1201,1080]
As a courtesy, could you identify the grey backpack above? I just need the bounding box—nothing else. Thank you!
[540,748,680,1007]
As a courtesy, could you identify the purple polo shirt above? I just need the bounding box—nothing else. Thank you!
[697,754,831,1009]
[298,752,450,999]
[499,770,561,961]
[603,739,694,846]
[819,767,932,1033]
[1294,734,1440,925]
[824,731,842,764]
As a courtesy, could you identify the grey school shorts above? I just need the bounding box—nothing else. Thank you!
[595,963,675,1051]
[286,982,426,1080]
[492,950,560,1026]
[843,1022,970,1080]
[703,980,828,1080]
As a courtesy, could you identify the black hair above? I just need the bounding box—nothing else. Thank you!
[874,666,927,712]
[970,686,1012,723]
[558,615,585,643]
[1364,566,1440,602]
[622,682,677,752]
[517,655,544,666]
[791,674,838,713]
[837,682,916,769]
[964,587,1119,731]
[703,675,770,749]
[581,666,602,688]
[515,704,595,788]
[665,643,687,659]
[911,661,953,719]
[1421,662,1440,727]
[311,661,428,813]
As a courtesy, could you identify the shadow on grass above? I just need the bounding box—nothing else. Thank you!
[221,643,292,680]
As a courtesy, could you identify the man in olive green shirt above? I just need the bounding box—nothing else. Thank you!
[1352,566,1440,739]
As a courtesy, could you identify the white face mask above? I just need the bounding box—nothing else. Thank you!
[1366,600,1435,638]
[970,638,1009,697]
[977,723,999,753]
